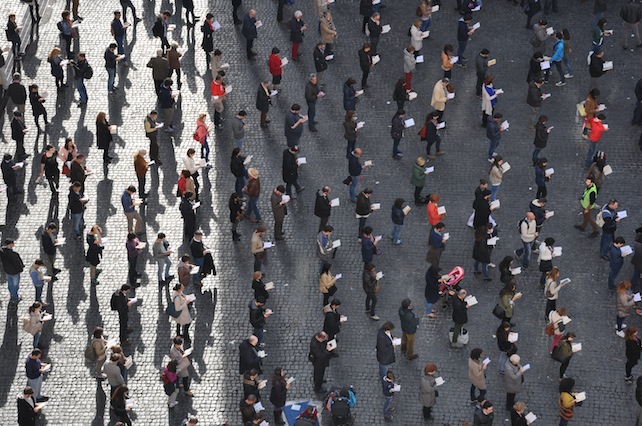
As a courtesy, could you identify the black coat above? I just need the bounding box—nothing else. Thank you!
[313,47,328,72]
[472,239,491,263]
[96,120,112,149]
[112,291,128,315]
[0,248,24,275]
[17,396,37,426]
[7,82,27,104]
[376,329,395,365]
[11,117,25,142]
[323,310,341,337]
[452,296,468,324]
[85,234,103,266]
[239,339,262,374]
[42,232,56,255]
[270,379,288,408]
[309,336,331,367]
[282,150,298,184]
[314,191,331,218]
[358,49,371,72]
[256,84,271,112]
[201,21,214,52]
[1,160,16,186]
[29,92,46,117]
[399,307,419,334]
[252,279,269,301]
[231,155,246,177]
[241,15,257,39]
[533,122,548,148]
[424,270,440,304]
[472,196,491,229]
[249,301,266,328]
[355,193,371,215]
[360,0,373,17]
[68,190,84,214]
[289,18,305,44]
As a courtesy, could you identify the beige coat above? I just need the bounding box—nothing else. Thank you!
[172,291,193,326]
[468,358,486,390]
[617,292,635,318]
[489,164,503,185]
[319,272,337,293]
[320,18,337,44]
[431,81,448,111]
[169,344,191,378]
[251,232,265,255]
[92,338,107,361]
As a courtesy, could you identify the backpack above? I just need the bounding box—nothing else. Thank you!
[84,65,94,80]
[152,17,164,38]
[330,396,351,422]
[595,204,610,228]
[21,316,32,333]
[517,218,526,234]
[110,292,119,311]
[85,342,97,361]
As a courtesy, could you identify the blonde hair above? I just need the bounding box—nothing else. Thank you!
[197,113,207,122]
[48,47,62,60]
[513,402,526,413]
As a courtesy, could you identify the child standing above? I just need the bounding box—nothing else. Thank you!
[381,370,398,420]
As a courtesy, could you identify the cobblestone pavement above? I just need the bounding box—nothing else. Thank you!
[0,0,641,424]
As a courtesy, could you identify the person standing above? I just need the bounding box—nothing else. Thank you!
[584,113,607,168]
[111,11,128,64]
[167,43,183,89]
[348,148,364,202]
[133,150,149,198]
[0,239,25,304]
[284,104,307,147]
[125,233,142,287]
[419,363,437,420]
[245,168,262,223]
[381,371,398,421]
[555,333,576,380]
[316,226,335,269]
[574,177,599,237]
[620,0,642,50]
[431,78,450,119]
[180,192,197,241]
[159,78,177,132]
[515,212,538,269]
[398,299,419,360]
[391,110,405,159]
[210,74,226,128]
[366,13,382,55]
[152,233,172,286]
[319,263,338,307]
[288,11,307,62]
[616,281,635,337]
[304,74,321,133]
[121,186,143,235]
[486,113,505,163]
[232,111,248,149]
[534,158,550,199]
[85,225,103,285]
[468,348,488,403]
[473,226,492,281]
[457,15,475,63]
[231,148,247,198]
[314,186,332,232]
[358,43,373,89]
[625,327,642,382]
[481,76,500,128]
[270,368,290,425]
[363,263,380,320]
[40,223,59,282]
[391,198,405,245]
[39,146,59,194]
[169,336,194,397]
[599,199,620,259]
[589,49,608,90]
[28,85,48,130]
[10,111,28,161]
[147,50,170,96]
[409,21,423,59]
[271,186,287,241]
[504,354,525,411]
[90,327,108,379]
[309,331,332,393]
[609,237,626,292]
[533,115,550,165]
[451,289,469,346]
[72,52,91,107]
[144,111,162,165]
[242,10,259,60]
[256,81,272,129]
[323,299,342,341]
[526,79,546,130]
[111,284,132,346]
[411,157,428,204]
[195,113,210,163]
[251,226,267,272]
[57,11,75,59]
[359,0,373,34]
[356,188,373,237]
[376,322,397,378]
[343,78,357,112]
[25,349,49,402]
[320,12,337,57]
[270,47,284,91]
[475,49,490,97]
[544,267,567,319]
[201,14,215,66]
[282,146,305,197]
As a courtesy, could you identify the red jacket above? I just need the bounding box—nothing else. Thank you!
[210,80,225,97]
[589,118,605,142]
[427,202,442,226]
[269,53,282,76]
[195,119,208,145]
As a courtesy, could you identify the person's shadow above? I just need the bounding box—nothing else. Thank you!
[92,381,106,426]
[0,302,21,406]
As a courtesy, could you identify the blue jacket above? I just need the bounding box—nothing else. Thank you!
[457,19,469,41]
[550,39,564,62]
[535,167,548,187]
[382,377,395,397]
[343,83,356,111]
[242,15,258,39]
[392,206,405,225]
[610,245,624,270]
[159,85,174,109]
[348,153,362,177]
[429,229,444,249]
[361,237,375,263]
[121,191,134,213]
[486,120,501,141]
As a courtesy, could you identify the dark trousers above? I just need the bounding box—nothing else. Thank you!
[120,0,137,22]
[476,73,485,97]
[128,256,137,285]
[307,101,316,127]
[318,216,329,232]
[365,292,377,315]
[176,323,190,338]
[559,359,570,378]
[545,298,556,320]
[233,3,241,23]
[154,79,163,96]
[358,217,368,237]
[246,38,255,58]
[277,0,286,22]
[15,137,26,160]
[626,358,638,377]
[46,173,60,193]
[119,312,128,342]
[457,39,468,59]
[423,406,433,419]
[62,35,73,58]
[370,37,380,55]
[346,139,356,158]
[149,136,159,161]
[414,186,424,203]
[313,363,326,391]
[506,392,516,410]
[361,68,370,87]
[160,36,170,53]
[137,175,146,197]
[274,218,284,239]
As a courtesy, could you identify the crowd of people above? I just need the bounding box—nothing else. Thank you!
[2,0,642,425]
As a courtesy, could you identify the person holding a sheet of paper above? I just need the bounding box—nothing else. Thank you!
[486,114,504,164]
[309,331,333,392]
[282,146,305,197]
[355,187,373,236]
[320,12,337,56]
[526,79,545,129]
[391,110,406,159]
[358,43,373,88]
[376,322,397,378]
[488,156,504,201]
[29,260,49,305]
[251,226,268,272]
[381,370,398,420]
[431,77,450,118]
[608,237,626,292]
[288,11,308,62]
[451,289,469,346]
[169,336,194,397]
[584,114,608,168]
[271,186,288,241]
[504,354,526,411]
[269,367,292,425]
[468,348,488,403]
[589,49,608,90]
[559,377,581,425]
[409,20,423,60]
[554,332,576,380]
[366,13,382,55]
[323,299,342,341]
[515,212,538,269]
[481,75,501,128]
[624,327,642,383]
[531,20,550,53]
[499,282,522,325]
[456,15,475,63]
[241,10,259,59]
[473,227,492,281]
[544,267,567,318]
[316,226,336,269]
[314,186,332,232]
[616,281,636,338]
[598,199,620,259]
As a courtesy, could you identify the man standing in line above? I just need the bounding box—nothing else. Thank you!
[147,50,170,97]
[304,74,322,133]
[391,109,405,160]
[10,110,28,161]
[620,0,642,50]
[348,148,364,202]
[68,182,86,239]
[456,15,475,65]
[121,185,143,235]
[72,52,91,107]
[242,10,259,60]
[574,177,600,237]
[284,104,307,148]
[526,78,546,130]
[599,199,620,260]
[0,239,25,304]
[309,331,332,393]
[514,212,538,269]
[282,146,305,197]
[111,11,128,64]
[398,299,420,360]
[144,110,163,166]
[376,321,397,378]
[451,289,469,347]
[256,81,272,129]
[314,186,332,232]
[475,49,490,97]
[111,284,133,346]
[271,186,287,242]
[7,73,27,115]
[232,111,248,149]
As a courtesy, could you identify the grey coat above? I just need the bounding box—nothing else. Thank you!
[468,358,486,390]
[169,344,191,378]
[104,361,125,387]
[419,371,436,407]
[504,360,523,393]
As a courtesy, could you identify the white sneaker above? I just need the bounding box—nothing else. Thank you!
[615,324,627,329]
[564,74,573,79]
[487,158,494,163]
[168,401,179,408]
[488,263,496,268]
[555,81,566,87]
[616,330,625,338]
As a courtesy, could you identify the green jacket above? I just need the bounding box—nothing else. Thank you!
[580,184,598,209]
[410,163,426,187]
[499,293,514,318]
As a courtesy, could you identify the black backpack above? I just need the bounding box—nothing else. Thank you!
[331,397,351,424]
[110,292,119,311]
[152,18,164,38]
[517,218,525,234]
[84,65,94,80]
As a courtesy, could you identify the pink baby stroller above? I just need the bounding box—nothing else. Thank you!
[438,266,465,310]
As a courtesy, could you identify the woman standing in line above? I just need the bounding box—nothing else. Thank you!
[411,157,428,205]
[559,377,578,426]
[39,145,59,193]
[534,158,551,199]
[616,280,635,338]
[473,226,492,281]
[481,75,500,128]
[319,262,338,307]
[25,302,44,349]
[468,348,487,403]
[194,113,210,163]
[363,262,380,321]
[86,225,104,285]
[47,47,65,89]
[424,267,440,318]
[544,267,567,319]
[488,156,504,202]
[343,111,358,159]
[625,326,642,383]
[172,282,193,338]
[96,112,113,164]
[419,362,437,420]
[498,282,522,326]
[110,385,132,426]
[555,332,576,380]
[270,367,292,425]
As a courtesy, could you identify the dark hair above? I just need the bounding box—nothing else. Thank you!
[559,377,575,393]
[364,262,376,273]
[393,198,404,209]
[562,28,571,40]
[363,226,373,235]
[345,77,356,86]
[173,336,184,345]
[443,44,453,53]
[597,18,607,28]
[93,326,104,338]
[538,115,548,123]
[321,262,332,275]
[401,298,411,309]
[470,348,483,360]
[323,225,334,232]
[480,48,489,55]
[381,321,395,331]
[615,236,626,244]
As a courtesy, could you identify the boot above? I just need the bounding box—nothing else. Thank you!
[232,231,241,241]
[91,278,100,285]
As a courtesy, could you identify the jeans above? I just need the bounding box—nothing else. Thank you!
[600,232,614,257]
[383,395,394,416]
[532,147,542,165]
[234,138,245,150]
[33,331,41,348]
[632,267,642,292]
[490,184,500,202]
[106,67,116,92]
[498,351,508,374]
[608,266,621,291]
[235,176,246,197]
[128,256,138,285]
[457,39,468,59]
[349,176,359,201]
[420,18,431,32]
[71,212,84,236]
[76,78,87,104]
[200,140,210,162]
[473,260,489,278]
[425,302,433,315]
[562,57,573,75]
[366,292,377,316]
[8,274,20,302]
[617,315,626,331]
[553,61,565,83]
[470,385,486,402]
[247,197,262,221]
[34,284,44,303]
[358,217,368,237]
[285,181,302,196]
[391,224,403,243]
[379,363,391,380]
[392,138,401,157]
[488,138,500,160]
[157,257,171,282]
[253,326,264,344]
[307,101,317,128]
[585,140,600,167]
[115,35,126,57]
[192,257,204,283]
[27,375,43,399]
[516,240,534,268]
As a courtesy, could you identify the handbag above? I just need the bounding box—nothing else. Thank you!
[374,282,382,294]
[551,343,570,363]
[545,322,555,335]
[492,303,505,319]
[165,297,180,318]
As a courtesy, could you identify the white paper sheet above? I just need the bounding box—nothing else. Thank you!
[376,271,384,280]
[330,198,340,207]
[296,157,307,165]
[372,55,380,65]
[483,357,491,365]
[472,22,480,30]
[450,56,459,64]
[404,118,415,127]
[447,92,455,100]
[575,391,586,402]
[371,203,381,210]
[435,377,445,386]
[409,92,418,100]
[508,332,519,343]
[545,211,555,219]
[424,166,435,174]
[545,168,554,175]
[525,412,537,423]
[500,162,511,172]
[263,242,273,249]
[416,55,424,63]
[572,343,582,352]
[392,384,401,391]
[617,210,627,219]
[540,60,551,70]
[403,206,411,215]
[437,206,446,215]
[553,247,562,257]
[332,239,341,248]
[392,337,401,346]
[265,282,275,290]
[381,24,391,34]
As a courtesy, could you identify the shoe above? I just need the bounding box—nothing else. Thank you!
[488,263,496,268]
[574,224,584,231]
[626,375,634,383]
[589,231,599,238]
[96,374,107,380]
[616,330,625,338]
[309,127,318,132]
[436,151,446,156]
[384,415,394,421]
[616,324,627,329]
[487,158,494,163]
[369,315,380,321]
[168,401,179,408]
[601,255,610,261]
[564,74,573,78]
[427,155,436,160]
[555,81,566,87]
[393,240,402,245]
[184,391,194,397]
[637,44,642,48]
[461,56,468,62]
[483,277,492,282]
[408,354,419,360]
